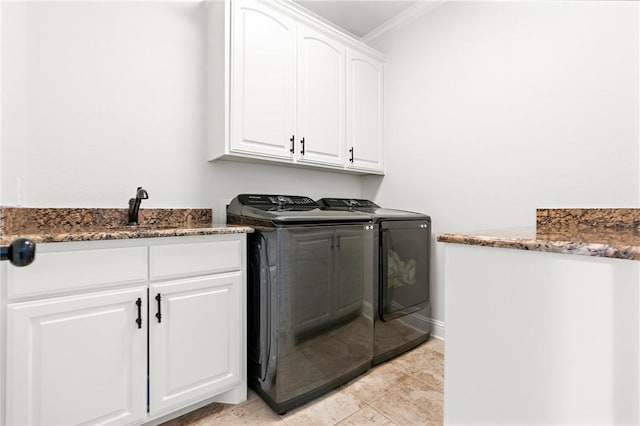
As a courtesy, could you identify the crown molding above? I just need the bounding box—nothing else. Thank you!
[276,0,387,59]
[362,1,447,46]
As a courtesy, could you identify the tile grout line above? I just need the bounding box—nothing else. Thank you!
[407,371,444,394]
[330,387,372,426]
[338,367,415,424]
[361,401,399,425]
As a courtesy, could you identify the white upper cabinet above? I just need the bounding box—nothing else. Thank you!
[231,0,297,159]
[207,0,385,175]
[347,49,384,172]
[296,26,345,167]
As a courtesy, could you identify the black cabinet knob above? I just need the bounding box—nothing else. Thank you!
[1,238,36,267]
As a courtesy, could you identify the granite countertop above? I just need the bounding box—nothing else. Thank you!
[0,207,253,245]
[437,208,640,261]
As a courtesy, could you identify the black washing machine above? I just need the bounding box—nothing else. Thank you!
[227,194,375,414]
[317,198,431,365]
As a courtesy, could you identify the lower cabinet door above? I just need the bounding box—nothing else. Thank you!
[6,287,148,426]
[149,272,242,415]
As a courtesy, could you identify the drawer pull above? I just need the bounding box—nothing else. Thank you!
[135,298,142,329]
[1,238,36,267]
[155,293,162,323]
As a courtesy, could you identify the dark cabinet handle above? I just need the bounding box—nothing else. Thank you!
[349,147,354,163]
[135,298,142,329]
[155,293,162,323]
[1,238,36,267]
[289,135,295,154]
[300,137,305,155]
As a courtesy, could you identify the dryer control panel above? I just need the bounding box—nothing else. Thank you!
[317,198,380,209]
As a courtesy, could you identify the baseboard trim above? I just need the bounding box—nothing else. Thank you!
[427,317,445,340]
[389,305,445,340]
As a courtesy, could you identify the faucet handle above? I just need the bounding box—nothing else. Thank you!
[129,186,148,226]
[136,187,149,199]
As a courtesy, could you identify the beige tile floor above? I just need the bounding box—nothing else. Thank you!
[163,338,444,426]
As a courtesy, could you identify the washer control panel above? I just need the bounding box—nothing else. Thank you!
[238,194,318,209]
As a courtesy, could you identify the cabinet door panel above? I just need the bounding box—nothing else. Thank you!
[150,272,242,414]
[231,0,296,159]
[347,50,384,172]
[6,287,147,426]
[284,229,334,335]
[297,27,345,166]
[334,230,366,316]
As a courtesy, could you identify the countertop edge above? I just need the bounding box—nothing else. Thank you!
[437,233,640,261]
[0,226,254,245]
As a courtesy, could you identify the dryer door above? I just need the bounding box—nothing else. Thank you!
[380,220,430,321]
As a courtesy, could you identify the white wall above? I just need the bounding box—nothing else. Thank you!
[364,0,640,331]
[0,1,361,219]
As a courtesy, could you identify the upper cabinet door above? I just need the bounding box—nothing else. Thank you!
[347,50,384,173]
[231,0,297,160]
[297,26,346,167]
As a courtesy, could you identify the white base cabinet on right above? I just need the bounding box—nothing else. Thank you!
[443,244,640,425]
[149,272,243,416]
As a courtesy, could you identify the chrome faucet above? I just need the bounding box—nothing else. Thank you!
[128,186,149,225]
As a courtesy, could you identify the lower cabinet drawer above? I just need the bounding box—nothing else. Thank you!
[7,245,148,300]
[149,237,243,280]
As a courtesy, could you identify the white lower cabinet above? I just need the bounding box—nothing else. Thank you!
[149,272,242,415]
[6,287,148,426]
[2,235,247,426]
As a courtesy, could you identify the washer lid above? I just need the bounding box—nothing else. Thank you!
[369,208,430,221]
[228,194,371,223]
[317,198,430,220]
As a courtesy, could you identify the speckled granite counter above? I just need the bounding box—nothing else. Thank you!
[0,207,253,245]
[437,208,640,260]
